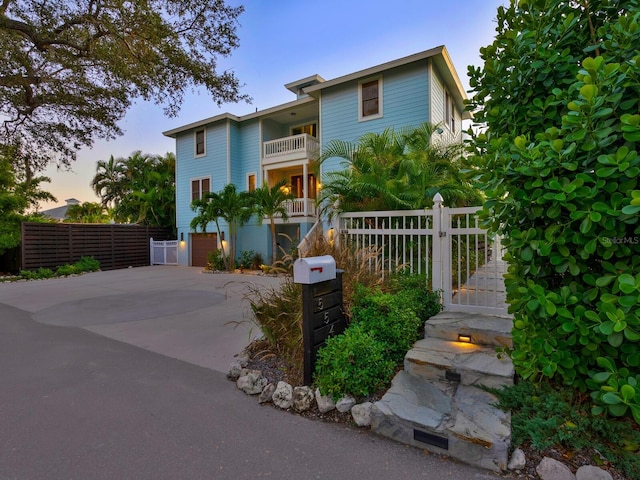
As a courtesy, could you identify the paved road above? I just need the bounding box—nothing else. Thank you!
[0,267,502,479]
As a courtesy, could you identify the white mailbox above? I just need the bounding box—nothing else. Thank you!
[293,255,337,284]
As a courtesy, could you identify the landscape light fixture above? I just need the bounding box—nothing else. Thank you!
[458,334,472,343]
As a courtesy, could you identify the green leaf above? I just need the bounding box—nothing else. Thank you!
[580,84,598,101]
[621,384,636,402]
[602,392,622,405]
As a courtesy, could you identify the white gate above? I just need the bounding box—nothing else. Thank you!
[150,238,179,265]
[335,195,507,315]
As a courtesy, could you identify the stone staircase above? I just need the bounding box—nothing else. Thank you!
[370,310,515,472]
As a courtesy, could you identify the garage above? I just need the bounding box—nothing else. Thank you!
[191,233,217,267]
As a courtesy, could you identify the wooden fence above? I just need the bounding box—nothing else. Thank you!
[21,222,172,271]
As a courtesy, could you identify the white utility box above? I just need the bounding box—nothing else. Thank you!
[293,255,337,284]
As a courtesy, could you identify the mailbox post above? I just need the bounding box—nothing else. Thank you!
[293,256,347,385]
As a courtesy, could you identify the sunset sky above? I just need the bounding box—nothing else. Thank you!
[41,0,506,209]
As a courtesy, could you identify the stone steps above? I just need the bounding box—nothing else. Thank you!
[371,311,514,472]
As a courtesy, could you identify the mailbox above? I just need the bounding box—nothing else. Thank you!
[293,255,336,284]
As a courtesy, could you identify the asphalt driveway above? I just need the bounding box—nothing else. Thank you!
[0,266,284,373]
[0,266,501,479]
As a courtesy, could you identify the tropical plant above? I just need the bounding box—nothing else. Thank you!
[318,122,482,215]
[191,183,253,270]
[64,202,110,223]
[467,0,640,423]
[251,178,294,264]
[91,151,176,232]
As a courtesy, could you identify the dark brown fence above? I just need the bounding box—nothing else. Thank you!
[21,222,173,271]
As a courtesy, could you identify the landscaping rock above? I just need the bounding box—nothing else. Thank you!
[272,381,293,409]
[315,389,335,413]
[227,361,243,380]
[236,370,267,395]
[237,354,249,368]
[507,448,526,471]
[536,457,575,480]
[292,386,314,412]
[336,395,356,413]
[351,402,373,427]
[575,465,613,480]
[258,383,276,404]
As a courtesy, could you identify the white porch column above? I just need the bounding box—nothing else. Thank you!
[302,163,308,216]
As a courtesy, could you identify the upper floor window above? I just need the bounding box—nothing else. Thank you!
[291,123,317,137]
[195,128,206,157]
[358,76,383,121]
[445,91,456,133]
[191,177,210,203]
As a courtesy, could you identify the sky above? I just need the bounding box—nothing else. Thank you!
[41,0,507,209]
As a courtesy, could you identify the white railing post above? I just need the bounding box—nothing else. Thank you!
[431,193,444,299]
[150,237,154,265]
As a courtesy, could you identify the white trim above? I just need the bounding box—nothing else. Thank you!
[428,59,433,124]
[194,127,206,158]
[358,75,383,122]
[226,120,231,184]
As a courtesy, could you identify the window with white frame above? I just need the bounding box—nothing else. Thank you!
[191,177,210,203]
[358,76,383,121]
[195,128,206,157]
[444,90,456,133]
[247,173,256,192]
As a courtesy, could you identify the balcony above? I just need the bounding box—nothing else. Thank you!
[263,134,319,166]
[284,198,317,217]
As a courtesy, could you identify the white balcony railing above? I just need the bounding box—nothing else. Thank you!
[263,134,319,165]
[282,198,316,217]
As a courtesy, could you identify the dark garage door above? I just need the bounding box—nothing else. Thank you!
[191,233,217,267]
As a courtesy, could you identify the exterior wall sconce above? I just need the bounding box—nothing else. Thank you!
[180,232,184,243]
[458,334,472,343]
[220,231,225,241]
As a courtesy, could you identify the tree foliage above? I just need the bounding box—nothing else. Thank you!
[0,144,54,254]
[91,151,176,231]
[318,122,482,215]
[0,0,248,172]
[252,178,293,264]
[64,202,109,223]
[468,0,640,423]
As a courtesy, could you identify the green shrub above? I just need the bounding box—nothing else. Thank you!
[491,381,640,480]
[56,264,77,276]
[469,1,640,423]
[206,250,227,271]
[387,272,442,320]
[236,250,255,269]
[73,256,100,272]
[314,323,395,401]
[350,287,422,363]
[19,267,54,280]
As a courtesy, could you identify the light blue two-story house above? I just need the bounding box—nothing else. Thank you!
[163,45,469,267]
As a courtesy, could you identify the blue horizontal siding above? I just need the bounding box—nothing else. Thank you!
[320,60,430,175]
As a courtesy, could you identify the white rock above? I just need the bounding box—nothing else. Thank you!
[236,370,267,395]
[507,448,526,470]
[351,402,373,427]
[315,388,335,413]
[292,386,314,412]
[272,381,293,409]
[336,395,356,413]
[576,465,613,480]
[227,361,243,380]
[536,457,575,480]
[258,383,276,404]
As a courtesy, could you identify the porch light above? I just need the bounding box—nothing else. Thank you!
[180,232,184,243]
[220,231,225,241]
[458,334,472,343]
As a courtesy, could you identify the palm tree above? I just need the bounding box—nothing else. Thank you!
[64,202,110,223]
[191,183,253,270]
[252,178,294,264]
[91,155,126,208]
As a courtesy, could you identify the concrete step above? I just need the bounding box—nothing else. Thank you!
[371,370,511,472]
[405,337,514,389]
[425,311,513,348]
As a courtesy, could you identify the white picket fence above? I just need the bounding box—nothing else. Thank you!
[335,194,507,315]
[150,238,179,266]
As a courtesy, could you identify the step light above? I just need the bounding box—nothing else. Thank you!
[457,334,472,343]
